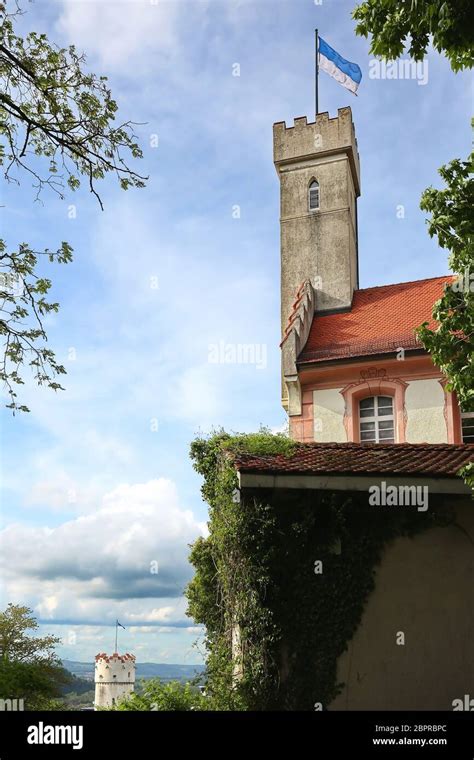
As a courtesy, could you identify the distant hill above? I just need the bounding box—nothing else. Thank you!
[62,659,205,683]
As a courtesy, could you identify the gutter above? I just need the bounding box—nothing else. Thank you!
[237,471,471,496]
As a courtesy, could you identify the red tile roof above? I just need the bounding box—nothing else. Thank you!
[298,276,453,364]
[234,442,473,478]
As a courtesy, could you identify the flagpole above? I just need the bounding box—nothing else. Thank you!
[115,620,118,654]
[315,28,319,117]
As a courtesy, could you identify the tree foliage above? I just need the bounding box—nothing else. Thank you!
[0,603,71,709]
[417,147,474,488]
[0,659,70,710]
[0,602,61,663]
[416,149,474,412]
[0,0,146,411]
[0,239,72,411]
[353,0,474,72]
[110,678,207,711]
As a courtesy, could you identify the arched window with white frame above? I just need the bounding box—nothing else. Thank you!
[359,396,395,443]
[308,180,320,212]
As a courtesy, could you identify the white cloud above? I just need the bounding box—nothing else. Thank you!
[0,479,206,624]
[128,605,174,622]
[24,468,103,513]
[56,0,181,73]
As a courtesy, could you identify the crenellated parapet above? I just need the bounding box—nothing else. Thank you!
[273,108,360,195]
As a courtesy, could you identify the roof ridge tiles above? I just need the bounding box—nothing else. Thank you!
[232,442,473,478]
[355,274,453,293]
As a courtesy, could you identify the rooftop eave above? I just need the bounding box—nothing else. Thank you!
[237,471,472,497]
[297,346,427,368]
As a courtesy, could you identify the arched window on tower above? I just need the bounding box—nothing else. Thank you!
[308,180,320,212]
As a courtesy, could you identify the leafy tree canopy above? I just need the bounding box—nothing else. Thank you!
[0,603,71,710]
[0,0,146,411]
[0,602,61,663]
[110,678,207,711]
[0,659,71,710]
[353,0,474,71]
[416,148,474,413]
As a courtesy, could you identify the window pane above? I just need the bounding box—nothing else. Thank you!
[359,396,397,443]
[309,189,319,209]
[360,397,375,418]
[377,396,393,414]
[462,417,474,442]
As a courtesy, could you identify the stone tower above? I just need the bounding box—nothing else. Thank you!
[94,652,136,710]
[273,107,361,411]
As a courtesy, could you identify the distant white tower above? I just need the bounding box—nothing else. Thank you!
[94,652,136,710]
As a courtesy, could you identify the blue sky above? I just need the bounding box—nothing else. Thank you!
[0,0,471,665]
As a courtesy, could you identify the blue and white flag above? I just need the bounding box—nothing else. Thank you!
[318,36,362,95]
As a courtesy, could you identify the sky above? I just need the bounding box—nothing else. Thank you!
[0,0,471,665]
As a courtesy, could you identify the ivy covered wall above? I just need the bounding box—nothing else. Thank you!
[186,431,455,711]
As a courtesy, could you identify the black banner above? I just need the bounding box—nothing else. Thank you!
[0,711,473,757]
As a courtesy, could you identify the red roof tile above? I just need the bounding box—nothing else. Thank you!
[299,276,453,364]
[234,442,473,478]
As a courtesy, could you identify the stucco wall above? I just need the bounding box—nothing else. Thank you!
[330,501,474,710]
[279,164,357,325]
[94,681,135,709]
[405,379,447,443]
[313,389,346,442]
